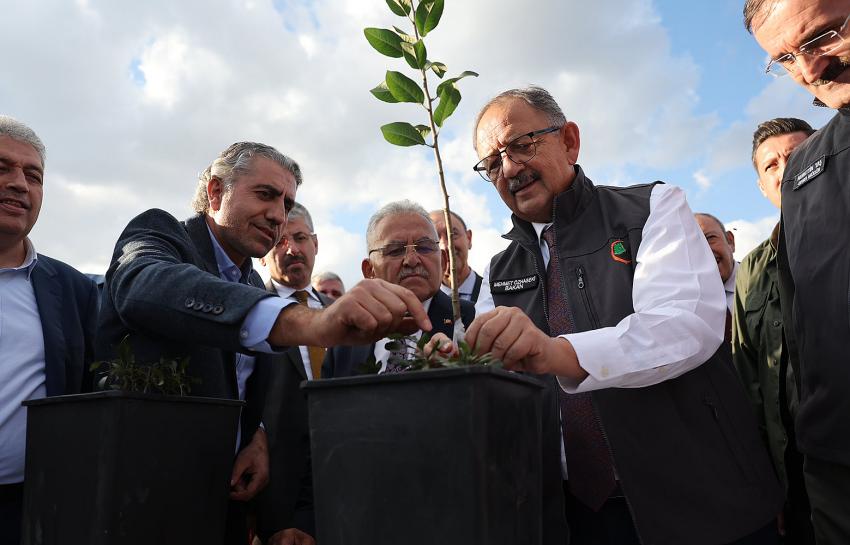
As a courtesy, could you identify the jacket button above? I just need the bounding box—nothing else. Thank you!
[203,303,213,313]
[193,301,204,311]
[212,305,224,315]
[773,320,781,327]
[185,298,195,308]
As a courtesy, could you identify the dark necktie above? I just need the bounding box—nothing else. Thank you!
[293,290,326,380]
[541,227,617,511]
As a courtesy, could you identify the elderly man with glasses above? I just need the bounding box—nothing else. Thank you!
[321,200,475,378]
[747,1,850,542]
[462,86,783,545]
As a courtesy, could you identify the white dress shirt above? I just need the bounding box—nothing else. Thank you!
[269,281,324,379]
[374,297,433,373]
[476,183,726,393]
[439,269,478,301]
[724,262,738,314]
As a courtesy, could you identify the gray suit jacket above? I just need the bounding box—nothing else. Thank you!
[96,209,278,439]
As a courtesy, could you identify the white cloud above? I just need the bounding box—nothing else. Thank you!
[727,215,779,261]
[693,170,712,191]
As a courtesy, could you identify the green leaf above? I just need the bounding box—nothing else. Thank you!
[436,70,479,96]
[364,28,404,58]
[414,124,431,140]
[380,122,427,146]
[393,26,416,43]
[370,82,399,103]
[401,39,427,70]
[385,70,425,103]
[433,84,461,127]
[429,61,447,78]
[415,0,444,36]
[385,0,411,16]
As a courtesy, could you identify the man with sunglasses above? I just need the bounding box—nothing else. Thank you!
[465,86,782,545]
[747,1,850,542]
[322,200,474,378]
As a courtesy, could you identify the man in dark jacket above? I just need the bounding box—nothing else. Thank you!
[747,1,850,540]
[465,86,783,545]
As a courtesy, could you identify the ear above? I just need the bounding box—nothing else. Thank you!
[207,176,225,213]
[313,234,319,256]
[361,258,375,279]
[440,248,449,273]
[756,177,768,198]
[259,256,267,267]
[466,229,473,250]
[725,230,736,253]
[561,122,581,165]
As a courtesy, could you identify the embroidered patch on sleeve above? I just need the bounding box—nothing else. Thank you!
[793,156,826,190]
[610,239,632,264]
[490,274,539,294]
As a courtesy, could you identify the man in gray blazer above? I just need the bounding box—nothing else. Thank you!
[96,142,431,544]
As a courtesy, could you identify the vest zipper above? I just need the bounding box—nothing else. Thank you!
[576,264,644,542]
[574,266,600,329]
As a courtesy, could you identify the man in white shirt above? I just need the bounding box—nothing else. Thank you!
[323,200,474,378]
[466,87,782,545]
[695,212,738,315]
[428,209,484,302]
[0,116,98,545]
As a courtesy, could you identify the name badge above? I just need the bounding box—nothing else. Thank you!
[793,156,826,190]
[490,274,539,294]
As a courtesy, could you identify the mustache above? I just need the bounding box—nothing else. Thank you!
[506,171,539,194]
[399,265,430,280]
[284,255,306,267]
[813,57,850,85]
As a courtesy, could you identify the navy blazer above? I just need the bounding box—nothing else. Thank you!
[31,254,99,395]
[322,290,475,378]
[97,210,279,442]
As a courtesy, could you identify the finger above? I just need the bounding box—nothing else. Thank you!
[484,314,525,364]
[378,280,431,332]
[230,456,248,487]
[465,308,500,350]
[470,309,513,355]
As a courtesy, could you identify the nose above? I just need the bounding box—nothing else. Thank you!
[796,54,831,84]
[402,245,422,266]
[499,152,524,180]
[2,166,29,192]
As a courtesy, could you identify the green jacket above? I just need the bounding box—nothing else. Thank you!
[732,223,798,490]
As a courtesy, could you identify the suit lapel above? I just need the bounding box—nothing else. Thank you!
[428,291,456,338]
[31,257,66,396]
[264,279,312,380]
[183,214,220,277]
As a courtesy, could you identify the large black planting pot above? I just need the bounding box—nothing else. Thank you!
[305,366,544,545]
[21,391,243,545]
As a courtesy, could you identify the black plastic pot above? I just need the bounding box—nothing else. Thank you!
[305,366,544,545]
[21,391,243,545]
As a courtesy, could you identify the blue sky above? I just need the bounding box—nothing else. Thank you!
[0,0,837,286]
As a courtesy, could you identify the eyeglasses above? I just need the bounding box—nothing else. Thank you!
[765,14,850,76]
[473,126,561,183]
[368,238,439,259]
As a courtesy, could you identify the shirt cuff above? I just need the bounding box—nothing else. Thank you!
[240,296,296,353]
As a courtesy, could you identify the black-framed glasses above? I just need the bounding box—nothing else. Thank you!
[473,126,561,183]
[368,238,439,259]
[766,14,850,76]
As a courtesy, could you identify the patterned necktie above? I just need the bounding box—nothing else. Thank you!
[541,227,617,511]
[293,290,326,380]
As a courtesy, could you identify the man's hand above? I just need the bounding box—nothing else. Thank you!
[465,306,587,380]
[229,428,269,501]
[268,279,431,347]
[423,332,458,359]
[267,528,316,545]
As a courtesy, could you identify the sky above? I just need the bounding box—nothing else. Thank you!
[1,0,837,288]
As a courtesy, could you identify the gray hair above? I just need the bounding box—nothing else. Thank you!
[288,201,314,232]
[695,212,727,234]
[0,116,46,167]
[191,141,303,214]
[743,0,773,33]
[366,199,436,251]
[312,271,344,285]
[751,117,814,168]
[473,86,567,153]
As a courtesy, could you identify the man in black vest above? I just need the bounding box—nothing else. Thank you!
[747,0,850,541]
[465,86,783,545]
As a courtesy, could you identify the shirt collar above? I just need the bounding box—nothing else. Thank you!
[272,279,321,303]
[531,222,553,244]
[1,238,39,279]
[205,224,253,283]
[724,262,739,294]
